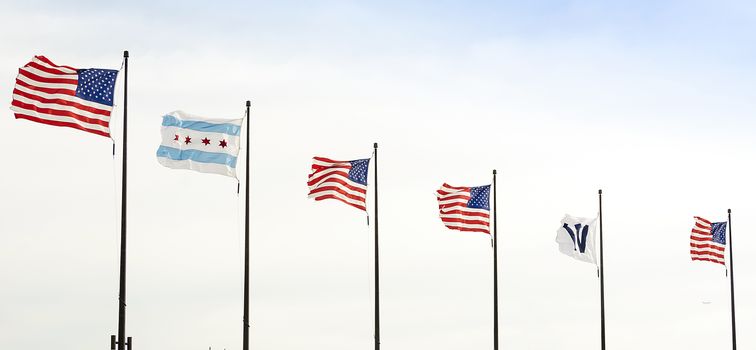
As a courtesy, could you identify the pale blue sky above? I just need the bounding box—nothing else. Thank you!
[8,1,756,60]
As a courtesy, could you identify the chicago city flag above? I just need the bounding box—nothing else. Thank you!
[156,111,243,178]
[556,214,598,264]
[11,55,119,137]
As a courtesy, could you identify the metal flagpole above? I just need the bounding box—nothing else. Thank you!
[111,50,131,350]
[728,208,736,350]
[373,142,380,350]
[598,189,605,350]
[243,101,251,350]
[492,170,499,350]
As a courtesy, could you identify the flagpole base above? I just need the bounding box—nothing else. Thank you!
[111,335,132,350]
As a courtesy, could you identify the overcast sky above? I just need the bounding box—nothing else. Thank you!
[1,1,755,349]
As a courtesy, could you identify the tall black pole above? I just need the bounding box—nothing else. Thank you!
[492,170,498,350]
[728,208,736,350]
[243,101,251,350]
[598,189,605,350]
[373,142,380,350]
[115,50,129,350]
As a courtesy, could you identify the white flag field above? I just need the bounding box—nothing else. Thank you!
[555,214,598,264]
[156,110,244,178]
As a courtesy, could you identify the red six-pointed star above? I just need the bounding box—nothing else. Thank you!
[174,134,179,141]
[184,136,192,144]
[201,137,211,145]
[219,139,228,148]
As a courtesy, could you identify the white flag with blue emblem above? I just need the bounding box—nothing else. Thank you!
[156,111,243,178]
[555,214,598,264]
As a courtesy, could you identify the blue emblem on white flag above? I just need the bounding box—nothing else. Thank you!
[156,110,244,178]
[555,214,598,264]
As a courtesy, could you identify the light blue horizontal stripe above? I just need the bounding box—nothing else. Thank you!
[156,146,238,167]
[162,115,241,136]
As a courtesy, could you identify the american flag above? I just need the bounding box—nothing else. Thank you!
[690,216,727,265]
[435,183,491,234]
[11,56,119,137]
[308,157,370,211]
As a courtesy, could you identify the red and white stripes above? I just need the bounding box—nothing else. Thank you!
[308,157,368,211]
[436,183,490,234]
[690,216,725,265]
[11,56,114,137]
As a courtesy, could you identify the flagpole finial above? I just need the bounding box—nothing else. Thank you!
[599,189,602,195]
[123,50,129,58]
[246,100,251,107]
[373,142,378,149]
[493,169,497,175]
[728,208,731,214]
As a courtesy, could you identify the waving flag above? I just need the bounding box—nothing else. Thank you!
[10,56,118,137]
[435,183,491,234]
[690,216,727,265]
[308,157,370,211]
[556,214,598,264]
[156,111,243,178]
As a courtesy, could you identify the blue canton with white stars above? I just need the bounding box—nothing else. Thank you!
[75,68,118,106]
[348,159,370,185]
[711,222,727,245]
[468,185,491,210]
